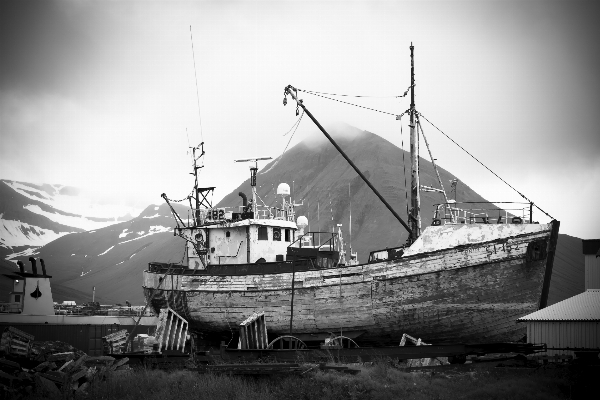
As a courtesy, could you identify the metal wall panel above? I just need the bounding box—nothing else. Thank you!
[584,255,600,290]
[527,321,600,357]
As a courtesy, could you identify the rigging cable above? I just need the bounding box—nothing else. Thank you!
[296,89,398,116]
[189,25,204,143]
[399,115,409,218]
[416,111,554,220]
[300,84,413,99]
[416,115,449,204]
[260,109,304,175]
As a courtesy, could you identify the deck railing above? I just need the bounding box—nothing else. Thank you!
[188,204,294,225]
[432,202,533,225]
[288,231,338,252]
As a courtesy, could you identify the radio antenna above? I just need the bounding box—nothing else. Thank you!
[190,25,203,142]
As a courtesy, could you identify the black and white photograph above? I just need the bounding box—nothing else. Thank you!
[0,1,598,398]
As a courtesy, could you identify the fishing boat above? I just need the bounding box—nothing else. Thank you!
[143,45,559,346]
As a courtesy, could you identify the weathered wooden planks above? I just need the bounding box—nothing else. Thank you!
[143,224,554,344]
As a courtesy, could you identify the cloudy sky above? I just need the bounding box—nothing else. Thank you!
[1,0,599,239]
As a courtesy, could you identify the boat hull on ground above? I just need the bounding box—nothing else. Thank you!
[143,221,558,345]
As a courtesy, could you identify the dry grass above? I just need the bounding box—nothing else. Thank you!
[25,361,595,400]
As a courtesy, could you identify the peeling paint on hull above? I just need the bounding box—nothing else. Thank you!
[143,222,558,345]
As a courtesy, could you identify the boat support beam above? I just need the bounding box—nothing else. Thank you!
[284,85,412,237]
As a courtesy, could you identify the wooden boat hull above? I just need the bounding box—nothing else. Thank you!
[143,221,559,345]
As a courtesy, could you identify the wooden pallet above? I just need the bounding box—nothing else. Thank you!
[102,329,129,354]
[0,327,34,357]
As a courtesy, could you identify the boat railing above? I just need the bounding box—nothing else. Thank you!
[432,202,534,225]
[289,231,338,252]
[188,204,295,225]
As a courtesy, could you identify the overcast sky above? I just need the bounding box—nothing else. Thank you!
[1,0,599,239]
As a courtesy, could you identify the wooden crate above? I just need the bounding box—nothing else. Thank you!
[0,326,34,357]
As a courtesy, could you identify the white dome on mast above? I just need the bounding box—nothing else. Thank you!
[296,215,308,228]
[277,183,290,196]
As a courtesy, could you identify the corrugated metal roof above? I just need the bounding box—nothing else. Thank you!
[518,289,600,321]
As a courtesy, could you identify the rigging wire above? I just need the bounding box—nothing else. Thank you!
[399,115,409,218]
[416,115,449,204]
[296,90,399,116]
[189,25,204,143]
[299,84,413,99]
[259,110,304,175]
[416,111,554,220]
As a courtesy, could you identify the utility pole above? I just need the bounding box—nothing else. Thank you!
[409,43,422,241]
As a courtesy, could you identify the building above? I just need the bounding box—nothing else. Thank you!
[518,240,600,357]
[583,239,600,290]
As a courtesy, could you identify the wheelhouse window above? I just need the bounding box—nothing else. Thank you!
[284,229,290,242]
[258,226,268,240]
[273,228,281,241]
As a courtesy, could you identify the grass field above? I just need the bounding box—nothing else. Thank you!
[26,361,598,400]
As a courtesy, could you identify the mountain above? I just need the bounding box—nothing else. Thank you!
[5,124,585,306]
[0,179,134,262]
[6,203,186,305]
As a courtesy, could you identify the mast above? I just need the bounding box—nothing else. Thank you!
[409,43,422,241]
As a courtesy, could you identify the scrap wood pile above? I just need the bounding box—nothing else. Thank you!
[0,326,132,398]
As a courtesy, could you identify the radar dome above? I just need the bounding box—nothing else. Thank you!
[296,215,308,228]
[277,183,290,196]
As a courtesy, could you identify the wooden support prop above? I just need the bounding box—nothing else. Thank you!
[155,307,189,353]
[238,311,269,350]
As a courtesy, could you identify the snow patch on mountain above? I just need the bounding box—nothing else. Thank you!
[1,219,73,248]
[143,214,159,219]
[5,246,39,260]
[23,204,116,231]
[118,226,171,245]
[98,245,115,256]
[119,229,133,238]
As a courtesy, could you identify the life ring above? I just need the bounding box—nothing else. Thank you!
[432,219,442,226]
[273,230,281,241]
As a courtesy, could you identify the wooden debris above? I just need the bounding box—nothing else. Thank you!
[0,328,132,398]
[47,351,75,362]
[103,329,129,354]
[35,375,61,397]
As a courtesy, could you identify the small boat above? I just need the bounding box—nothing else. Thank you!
[143,45,559,346]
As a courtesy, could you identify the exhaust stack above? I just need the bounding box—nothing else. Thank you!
[17,261,25,274]
[239,192,248,207]
[29,257,38,276]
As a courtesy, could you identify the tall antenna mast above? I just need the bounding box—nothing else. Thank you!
[349,183,352,255]
[409,43,422,242]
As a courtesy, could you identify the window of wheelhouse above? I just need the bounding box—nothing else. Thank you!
[284,229,290,242]
[273,228,281,241]
[258,226,268,240]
